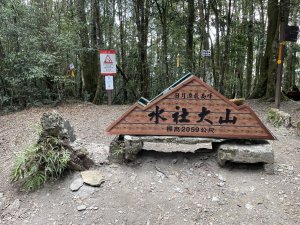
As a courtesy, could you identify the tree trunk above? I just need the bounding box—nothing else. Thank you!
[186,0,195,72]
[219,0,232,95]
[118,0,128,102]
[266,0,290,99]
[155,0,169,87]
[76,0,97,100]
[92,0,104,104]
[283,0,296,92]
[198,0,209,82]
[246,0,254,98]
[211,0,220,89]
[250,0,278,98]
[134,0,150,98]
[283,43,297,92]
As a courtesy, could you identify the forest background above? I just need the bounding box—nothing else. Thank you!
[0,0,299,110]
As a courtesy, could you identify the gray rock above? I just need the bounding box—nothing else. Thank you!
[245,203,254,210]
[70,140,109,165]
[217,174,226,182]
[75,185,98,198]
[77,205,87,211]
[40,111,65,138]
[64,120,76,142]
[124,138,143,161]
[0,193,3,198]
[212,196,220,202]
[217,182,225,187]
[217,140,274,172]
[70,178,84,191]
[81,170,104,187]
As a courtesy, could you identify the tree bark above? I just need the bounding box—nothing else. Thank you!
[117,0,128,102]
[219,0,232,95]
[92,0,104,104]
[246,0,254,98]
[266,0,289,99]
[134,0,150,98]
[155,0,169,87]
[186,0,195,73]
[250,0,279,99]
[76,0,97,100]
[211,0,220,89]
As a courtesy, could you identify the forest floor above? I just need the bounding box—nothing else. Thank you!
[0,99,300,225]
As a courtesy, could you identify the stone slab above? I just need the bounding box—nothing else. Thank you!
[217,140,274,166]
[124,135,226,144]
[81,170,105,187]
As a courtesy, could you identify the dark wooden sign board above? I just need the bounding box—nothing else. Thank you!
[107,74,275,140]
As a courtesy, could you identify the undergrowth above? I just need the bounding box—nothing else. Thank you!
[10,136,70,191]
[267,109,283,127]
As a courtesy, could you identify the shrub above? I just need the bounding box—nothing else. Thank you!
[267,108,291,127]
[10,136,70,191]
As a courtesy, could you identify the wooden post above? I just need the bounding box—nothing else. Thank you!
[107,90,112,106]
[275,22,286,109]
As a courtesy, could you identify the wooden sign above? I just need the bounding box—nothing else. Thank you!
[106,75,275,140]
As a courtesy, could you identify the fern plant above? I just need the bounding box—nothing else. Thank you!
[10,136,70,191]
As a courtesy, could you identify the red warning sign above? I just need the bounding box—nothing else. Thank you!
[100,50,117,75]
[104,55,113,64]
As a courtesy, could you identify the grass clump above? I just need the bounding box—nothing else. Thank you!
[267,108,291,127]
[10,136,70,191]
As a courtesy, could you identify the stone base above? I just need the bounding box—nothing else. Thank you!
[217,140,274,173]
[109,135,143,163]
[110,136,275,173]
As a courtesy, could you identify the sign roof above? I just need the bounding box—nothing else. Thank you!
[106,75,275,140]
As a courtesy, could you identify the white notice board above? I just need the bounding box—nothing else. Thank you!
[105,76,114,90]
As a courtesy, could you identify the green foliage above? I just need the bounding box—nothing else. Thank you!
[10,136,70,191]
[1,0,299,107]
[0,1,79,109]
[267,108,290,127]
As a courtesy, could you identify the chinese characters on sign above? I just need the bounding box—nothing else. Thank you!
[148,101,237,133]
[174,92,212,100]
[148,92,237,133]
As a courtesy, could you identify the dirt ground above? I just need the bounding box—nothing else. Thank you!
[0,99,300,225]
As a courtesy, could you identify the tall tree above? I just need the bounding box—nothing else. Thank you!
[92,0,104,104]
[250,0,278,98]
[76,0,97,100]
[134,0,150,98]
[186,0,195,72]
[246,0,254,97]
[211,0,221,89]
[251,0,290,99]
[155,0,170,86]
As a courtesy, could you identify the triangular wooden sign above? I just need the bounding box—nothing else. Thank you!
[107,74,275,140]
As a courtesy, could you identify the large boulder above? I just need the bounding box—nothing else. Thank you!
[39,111,93,171]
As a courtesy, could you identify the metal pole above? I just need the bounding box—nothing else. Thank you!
[275,22,286,109]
